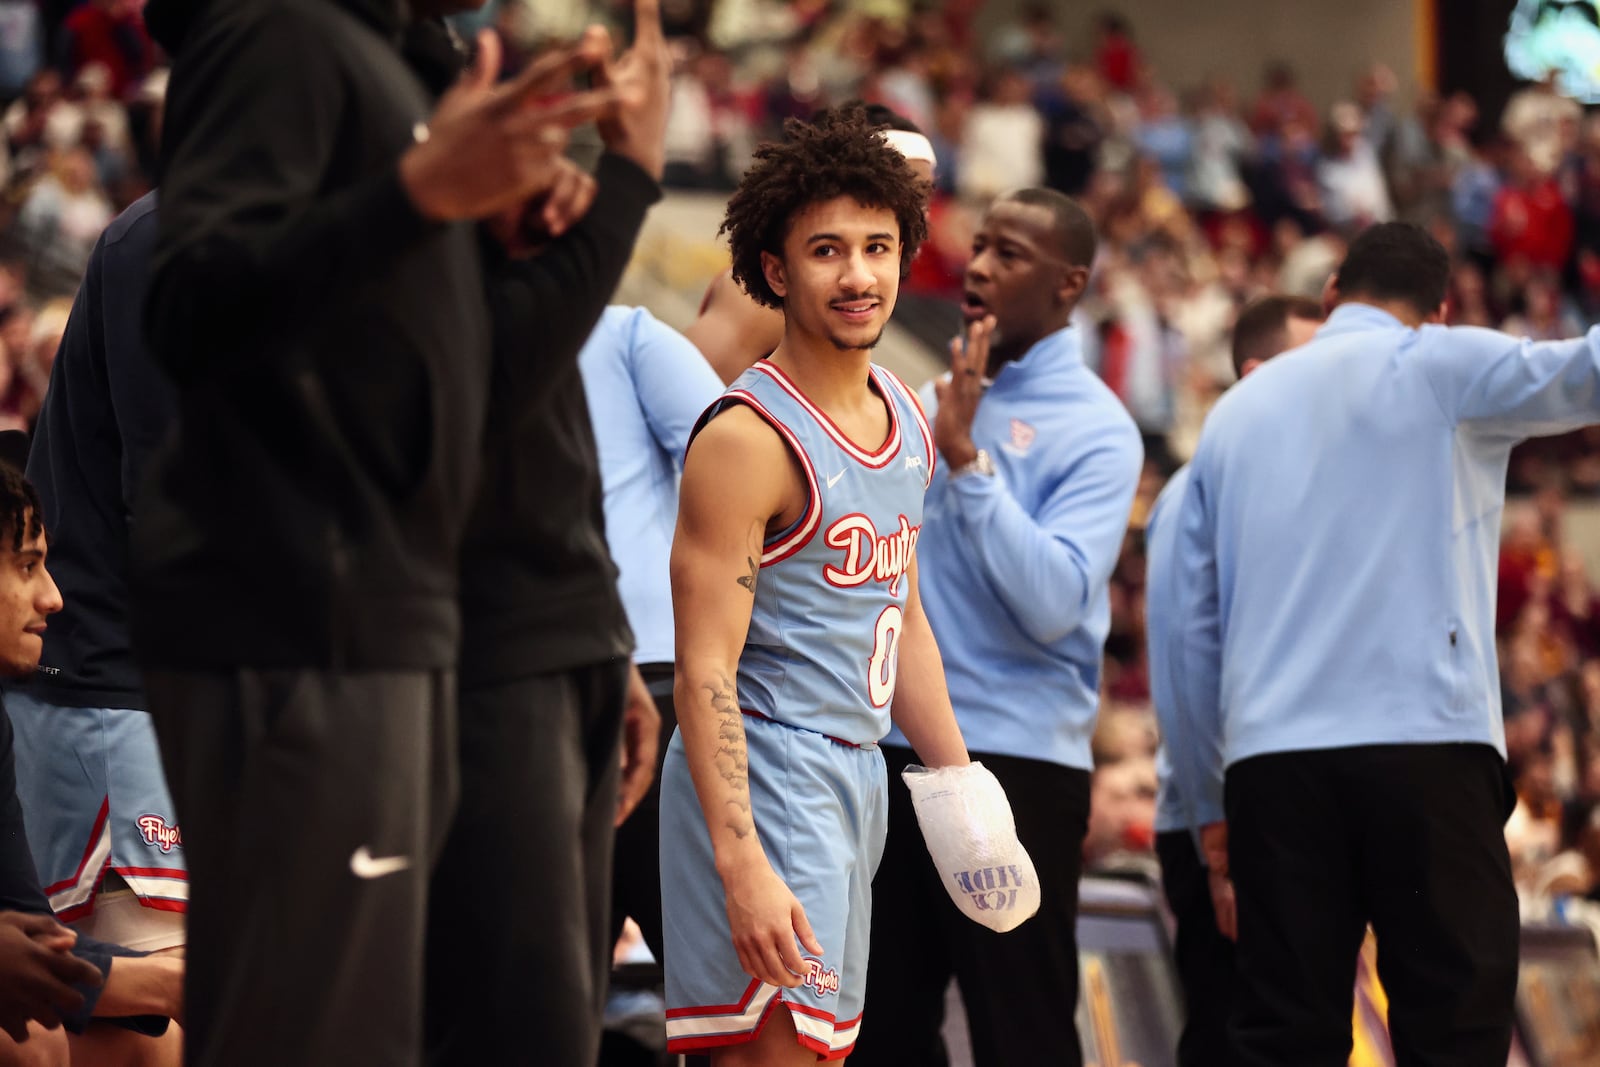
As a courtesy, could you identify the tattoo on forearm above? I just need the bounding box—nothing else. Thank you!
[706,672,753,839]
[737,556,758,593]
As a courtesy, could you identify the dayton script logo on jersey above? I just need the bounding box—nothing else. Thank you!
[802,957,840,998]
[822,513,921,598]
[136,814,183,853]
[954,865,1027,914]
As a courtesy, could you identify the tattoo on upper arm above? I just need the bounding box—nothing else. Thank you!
[706,672,753,839]
[736,556,758,594]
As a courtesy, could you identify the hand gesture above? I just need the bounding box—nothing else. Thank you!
[722,859,824,989]
[615,663,661,826]
[1199,821,1238,942]
[933,314,995,471]
[593,0,672,180]
[400,30,618,223]
[485,156,599,257]
[0,912,103,1043]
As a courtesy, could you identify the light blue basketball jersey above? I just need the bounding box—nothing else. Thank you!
[694,360,935,745]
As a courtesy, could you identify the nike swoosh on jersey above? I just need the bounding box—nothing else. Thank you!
[349,846,412,880]
[826,469,846,489]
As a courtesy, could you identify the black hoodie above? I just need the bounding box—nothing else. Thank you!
[130,0,491,670]
[402,20,662,685]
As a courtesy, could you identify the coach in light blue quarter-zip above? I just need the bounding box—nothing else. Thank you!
[1174,221,1600,1067]
[857,188,1143,1067]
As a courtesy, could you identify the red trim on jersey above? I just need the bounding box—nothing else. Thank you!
[113,866,188,880]
[665,997,854,1058]
[667,997,784,1053]
[881,369,936,482]
[43,797,109,897]
[753,362,903,469]
[664,977,763,1020]
[741,708,863,749]
[55,900,94,924]
[719,389,823,567]
[136,898,188,914]
[786,1002,837,1022]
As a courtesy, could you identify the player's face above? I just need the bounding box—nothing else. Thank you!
[765,197,902,354]
[0,519,60,678]
[963,200,1083,362]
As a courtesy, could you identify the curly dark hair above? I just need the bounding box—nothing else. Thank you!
[720,106,931,310]
[0,457,41,554]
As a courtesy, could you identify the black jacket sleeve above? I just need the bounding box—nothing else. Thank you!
[481,152,662,437]
[145,6,436,382]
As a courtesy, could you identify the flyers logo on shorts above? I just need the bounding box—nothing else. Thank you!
[802,957,840,998]
[136,814,183,853]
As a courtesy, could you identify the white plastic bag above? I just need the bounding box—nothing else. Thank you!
[902,762,1040,932]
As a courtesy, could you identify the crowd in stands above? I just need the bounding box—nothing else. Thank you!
[2,0,1599,925]
[0,0,159,430]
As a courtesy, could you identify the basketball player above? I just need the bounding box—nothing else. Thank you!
[662,107,974,1064]
[0,460,183,1066]
[681,104,936,385]
[1146,294,1321,1067]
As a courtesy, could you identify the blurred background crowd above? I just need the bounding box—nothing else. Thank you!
[5,0,1600,931]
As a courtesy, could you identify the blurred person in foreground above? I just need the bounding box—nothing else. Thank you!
[1146,293,1322,1067]
[856,189,1142,1067]
[1171,221,1600,1066]
[131,0,622,1062]
[389,3,675,1064]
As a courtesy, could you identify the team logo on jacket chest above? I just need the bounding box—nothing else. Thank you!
[823,513,920,597]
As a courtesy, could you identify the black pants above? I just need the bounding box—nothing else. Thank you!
[426,659,628,1067]
[1156,830,1237,1067]
[608,662,676,961]
[1226,743,1519,1067]
[853,746,1091,1067]
[146,668,457,1067]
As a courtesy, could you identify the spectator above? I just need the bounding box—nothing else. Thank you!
[1249,60,1317,138]
[1092,12,1141,94]
[57,0,153,100]
[1503,270,1584,340]
[1133,83,1193,202]
[1188,78,1253,214]
[958,66,1044,201]
[1318,101,1394,229]
[14,147,111,299]
[1490,146,1575,274]
[0,0,42,99]
[1039,64,1106,198]
[1502,71,1583,179]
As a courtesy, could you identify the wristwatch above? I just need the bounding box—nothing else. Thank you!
[949,448,995,480]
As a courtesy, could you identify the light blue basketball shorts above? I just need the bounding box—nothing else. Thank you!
[661,711,887,1060]
[6,692,187,921]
